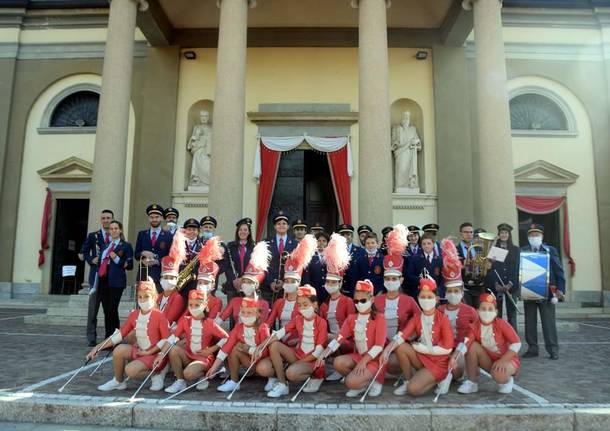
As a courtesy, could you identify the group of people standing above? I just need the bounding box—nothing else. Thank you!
[80,205,565,400]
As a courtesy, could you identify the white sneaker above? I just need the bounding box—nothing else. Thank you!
[368,381,383,397]
[326,370,343,381]
[457,380,479,394]
[393,382,408,396]
[303,378,323,393]
[217,379,239,393]
[264,377,279,392]
[150,364,169,392]
[497,377,514,394]
[97,377,127,392]
[345,387,365,398]
[196,379,209,391]
[164,379,187,394]
[267,382,289,398]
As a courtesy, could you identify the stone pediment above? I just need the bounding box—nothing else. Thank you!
[514,160,578,186]
[37,157,93,182]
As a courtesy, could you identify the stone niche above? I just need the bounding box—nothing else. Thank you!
[391,98,425,195]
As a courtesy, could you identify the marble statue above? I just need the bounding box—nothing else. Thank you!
[391,111,422,192]
[187,110,212,189]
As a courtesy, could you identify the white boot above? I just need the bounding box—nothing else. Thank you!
[267,382,289,398]
[196,379,209,391]
[497,377,514,394]
[164,379,187,394]
[97,377,127,392]
[457,379,479,394]
[303,378,323,393]
[326,370,343,381]
[345,387,365,398]
[368,381,383,397]
[217,379,239,393]
[393,382,408,396]
[264,377,278,392]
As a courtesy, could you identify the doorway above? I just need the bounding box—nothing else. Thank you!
[267,150,339,236]
[518,209,561,257]
[51,199,89,294]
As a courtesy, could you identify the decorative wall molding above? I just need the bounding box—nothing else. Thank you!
[15,41,149,60]
[247,111,359,125]
[465,40,604,61]
[37,156,93,183]
[172,192,209,208]
[392,193,438,210]
[514,159,578,196]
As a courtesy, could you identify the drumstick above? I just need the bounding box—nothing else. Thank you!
[161,367,226,403]
[227,335,274,400]
[129,343,175,401]
[493,270,522,314]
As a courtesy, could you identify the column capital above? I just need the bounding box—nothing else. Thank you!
[110,0,149,11]
[351,0,391,9]
[462,0,502,11]
[216,0,257,9]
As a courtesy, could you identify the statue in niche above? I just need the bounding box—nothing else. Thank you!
[391,110,422,191]
[187,110,213,189]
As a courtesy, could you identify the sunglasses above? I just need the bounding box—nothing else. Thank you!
[353,298,369,305]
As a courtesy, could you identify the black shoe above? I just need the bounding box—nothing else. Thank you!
[87,340,97,347]
[521,350,539,358]
[549,353,559,360]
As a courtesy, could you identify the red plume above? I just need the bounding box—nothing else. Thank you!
[387,224,408,256]
[286,234,317,272]
[322,233,350,274]
[198,236,223,265]
[168,228,186,263]
[441,238,463,282]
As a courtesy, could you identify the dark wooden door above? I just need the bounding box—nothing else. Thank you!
[518,209,561,257]
[304,151,338,233]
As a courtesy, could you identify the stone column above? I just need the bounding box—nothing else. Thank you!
[464,0,517,230]
[208,0,254,239]
[354,0,393,231]
[87,0,148,231]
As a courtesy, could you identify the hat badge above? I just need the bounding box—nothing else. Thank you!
[388,261,394,267]
[288,265,294,271]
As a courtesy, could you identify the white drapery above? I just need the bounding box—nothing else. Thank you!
[253,135,353,181]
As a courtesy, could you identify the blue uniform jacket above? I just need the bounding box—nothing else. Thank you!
[355,250,385,295]
[101,240,134,288]
[404,252,444,299]
[134,229,172,282]
[80,229,107,286]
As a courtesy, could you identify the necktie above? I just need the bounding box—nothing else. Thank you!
[239,244,246,272]
[151,230,157,248]
[427,254,432,264]
[98,243,115,278]
[279,238,284,255]
[368,254,374,266]
[104,233,110,245]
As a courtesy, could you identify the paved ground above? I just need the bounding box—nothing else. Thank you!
[1,307,609,406]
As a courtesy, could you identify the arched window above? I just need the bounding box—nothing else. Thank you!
[49,91,99,128]
[509,87,577,136]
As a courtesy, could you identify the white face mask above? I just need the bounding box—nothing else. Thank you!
[446,292,463,306]
[384,280,401,292]
[325,284,340,295]
[160,279,177,291]
[478,310,497,324]
[528,236,543,249]
[241,283,255,296]
[355,300,372,313]
[240,314,256,326]
[300,306,315,319]
[166,221,177,231]
[138,298,154,312]
[418,297,436,312]
[189,305,205,317]
[197,283,211,293]
[283,282,298,294]
[366,248,378,256]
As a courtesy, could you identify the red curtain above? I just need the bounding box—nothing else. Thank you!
[255,145,282,241]
[327,146,352,224]
[516,195,575,276]
[38,188,53,267]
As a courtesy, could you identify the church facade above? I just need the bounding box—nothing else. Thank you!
[0,0,608,308]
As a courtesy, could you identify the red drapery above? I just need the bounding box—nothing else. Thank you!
[516,195,575,276]
[38,188,52,267]
[255,145,282,241]
[327,146,352,226]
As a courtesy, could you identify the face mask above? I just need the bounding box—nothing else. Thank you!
[166,222,177,232]
[283,282,298,293]
[418,297,436,312]
[160,279,177,291]
[528,236,543,249]
[241,283,255,296]
[138,298,154,312]
[446,292,463,306]
[300,306,315,319]
[190,305,205,317]
[478,310,496,324]
[240,315,256,326]
[201,231,213,240]
[197,283,211,293]
[366,248,378,256]
[325,284,340,295]
[384,280,401,292]
[355,300,372,313]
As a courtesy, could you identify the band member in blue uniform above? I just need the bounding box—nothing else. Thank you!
[338,223,362,297]
[405,233,444,299]
[80,209,113,346]
[179,218,203,299]
[380,226,393,255]
[405,225,421,257]
[422,223,441,256]
[357,224,373,247]
[292,218,308,242]
[456,222,474,263]
[309,222,325,236]
[264,211,297,304]
[356,232,385,295]
[521,223,565,360]
[134,204,172,288]
[221,217,254,302]
[199,215,217,243]
[163,207,179,236]
[302,231,330,302]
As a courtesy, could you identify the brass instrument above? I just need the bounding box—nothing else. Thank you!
[271,251,290,303]
[463,232,496,281]
[176,254,198,291]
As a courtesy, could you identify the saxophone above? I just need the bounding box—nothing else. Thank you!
[176,255,198,291]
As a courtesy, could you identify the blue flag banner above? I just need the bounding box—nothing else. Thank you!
[519,252,550,301]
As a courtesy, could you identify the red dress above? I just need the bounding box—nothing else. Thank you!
[219,296,270,323]
[320,294,355,335]
[466,318,521,371]
[397,310,454,382]
[172,315,229,368]
[275,314,328,378]
[111,308,170,370]
[157,291,185,325]
[438,303,478,347]
[216,322,271,362]
[374,293,420,340]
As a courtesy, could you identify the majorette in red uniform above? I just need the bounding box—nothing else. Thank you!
[319,279,387,398]
[159,289,229,394]
[455,293,521,395]
[158,229,186,326]
[374,224,421,341]
[384,277,454,397]
[207,296,272,393]
[257,285,329,397]
[217,241,271,324]
[192,236,224,319]
[89,280,171,392]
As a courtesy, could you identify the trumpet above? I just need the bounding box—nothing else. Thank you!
[464,232,496,281]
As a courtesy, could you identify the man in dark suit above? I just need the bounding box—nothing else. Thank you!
[263,211,297,304]
[163,206,180,237]
[404,225,421,258]
[380,226,393,255]
[292,218,308,242]
[422,223,441,256]
[338,223,363,297]
[355,232,385,295]
[80,209,113,346]
[405,232,443,299]
[199,215,217,243]
[134,204,172,288]
[521,223,566,360]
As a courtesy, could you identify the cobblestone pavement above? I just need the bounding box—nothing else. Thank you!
[1,308,609,406]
